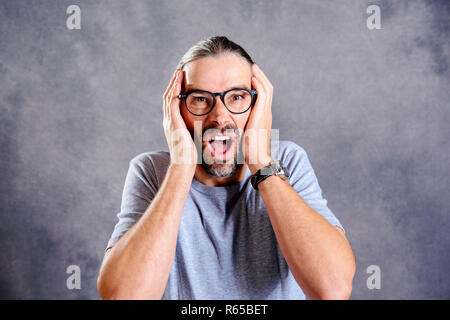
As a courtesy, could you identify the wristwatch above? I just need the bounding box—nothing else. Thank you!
[250,160,290,190]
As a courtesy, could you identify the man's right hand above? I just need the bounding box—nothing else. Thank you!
[98,70,197,299]
[163,70,197,171]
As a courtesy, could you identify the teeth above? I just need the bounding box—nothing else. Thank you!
[211,136,230,141]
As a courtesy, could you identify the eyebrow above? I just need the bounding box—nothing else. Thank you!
[186,85,250,92]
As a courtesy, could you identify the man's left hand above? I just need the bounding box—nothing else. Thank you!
[244,64,274,174]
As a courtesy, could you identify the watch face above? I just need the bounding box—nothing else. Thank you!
[260,165,275,176]
[251,161,290,190]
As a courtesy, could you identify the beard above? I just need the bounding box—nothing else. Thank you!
[194,123,244,178]
[202,159,239,178]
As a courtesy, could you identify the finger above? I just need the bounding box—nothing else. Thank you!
[164,70,179,117]
[166,70,181,117]
[168,70,183,110]
[248,77,269,132]
[252,65,268,92]
[172,70,183,99]
[251,71,272,130]
[169,71,185,122]
[167,71,179,102]
[252,65,273,111]
[164,69,178,100]
[253,74,272,128]
[251,75,266,110]
[169,70,181,99]
[253,64,273,92]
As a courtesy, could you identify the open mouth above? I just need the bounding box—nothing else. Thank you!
[205,135,234,159]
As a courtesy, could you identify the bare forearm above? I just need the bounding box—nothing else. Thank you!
[97,165,194,299]
[258,176,356,300]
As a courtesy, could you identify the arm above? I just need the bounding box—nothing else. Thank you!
[257,174,356,300]
[97,164,193,299]
[246,64,355,299]
[97,70,196,299]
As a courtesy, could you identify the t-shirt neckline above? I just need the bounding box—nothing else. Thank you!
[190,166,252,194]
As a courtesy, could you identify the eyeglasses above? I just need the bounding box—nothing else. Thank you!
[178,88,257,116]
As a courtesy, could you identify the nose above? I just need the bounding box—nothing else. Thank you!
[207,95,231,120]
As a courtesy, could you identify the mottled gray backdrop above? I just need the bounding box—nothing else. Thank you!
[0,0,449,299]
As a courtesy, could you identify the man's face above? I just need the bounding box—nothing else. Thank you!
[180,53,253,177]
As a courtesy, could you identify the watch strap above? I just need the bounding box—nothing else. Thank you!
[250,160,289,190]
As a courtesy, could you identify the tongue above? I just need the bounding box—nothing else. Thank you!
[210,140,226,154]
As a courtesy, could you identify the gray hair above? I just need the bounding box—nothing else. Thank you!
[176,36,254,70]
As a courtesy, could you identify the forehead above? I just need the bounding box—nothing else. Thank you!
[183,53,252,91]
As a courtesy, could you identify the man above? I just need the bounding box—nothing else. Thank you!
[97,36,356,300]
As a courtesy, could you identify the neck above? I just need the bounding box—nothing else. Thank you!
[194,163,248,187]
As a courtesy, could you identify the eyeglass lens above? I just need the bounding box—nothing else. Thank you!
[186,89,252,115]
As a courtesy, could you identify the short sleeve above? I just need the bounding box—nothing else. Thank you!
[106,153,161,250]
[279,141,345,233]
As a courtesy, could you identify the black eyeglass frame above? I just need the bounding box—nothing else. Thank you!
[178,88,257,116]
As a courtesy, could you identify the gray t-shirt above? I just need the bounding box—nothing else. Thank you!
[106,140,344,299]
